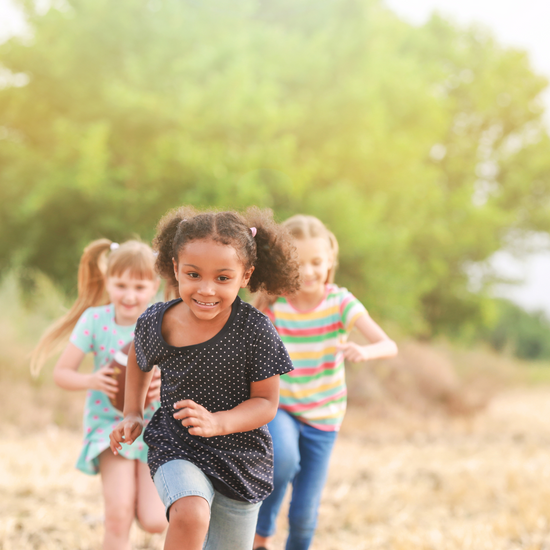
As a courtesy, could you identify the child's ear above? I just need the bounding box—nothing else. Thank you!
[241,266,255,288]
[172,257,178,281]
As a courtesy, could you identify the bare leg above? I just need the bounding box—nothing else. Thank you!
[99,450,137,550]
[254,534,272,549]
[135,459,167,534]
[164,496,210,550]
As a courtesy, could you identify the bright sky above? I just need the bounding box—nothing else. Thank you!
[1,0,549,313]
[385,0,550,79]
[386,0,550,315]
[0,0,25,42]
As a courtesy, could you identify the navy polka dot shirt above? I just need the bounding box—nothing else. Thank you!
[134,296,293,503]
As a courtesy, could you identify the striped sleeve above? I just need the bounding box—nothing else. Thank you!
[339,288,367,332]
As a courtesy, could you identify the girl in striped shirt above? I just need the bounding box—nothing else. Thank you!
[253,214,398,550]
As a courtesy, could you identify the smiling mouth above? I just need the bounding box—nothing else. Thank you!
[194,299,219,307]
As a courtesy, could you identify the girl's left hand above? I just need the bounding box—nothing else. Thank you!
[336,342,373,362]
[173,400,222,438]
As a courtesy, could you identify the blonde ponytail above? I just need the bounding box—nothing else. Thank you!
[30,239,112,376]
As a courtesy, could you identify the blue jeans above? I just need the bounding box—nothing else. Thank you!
[256,409,338,550]
[154,459,260,550]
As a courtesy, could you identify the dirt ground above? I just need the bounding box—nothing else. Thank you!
[3,387,550,550]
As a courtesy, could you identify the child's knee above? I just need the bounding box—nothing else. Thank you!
[104,505,134,536]
[169,496,210,533]
[288,515,318,542]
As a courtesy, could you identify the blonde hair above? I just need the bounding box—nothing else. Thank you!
[253,214,339,311]
[30,239,157,376]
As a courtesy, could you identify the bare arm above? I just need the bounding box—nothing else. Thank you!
[337,313,398,362]
[109,343,155,453]
[172,375,280,438]
[122,343,155,417]
[53,342,119,398]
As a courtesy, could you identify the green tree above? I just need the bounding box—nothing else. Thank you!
[483,300,550,360]
[1,0,549,335]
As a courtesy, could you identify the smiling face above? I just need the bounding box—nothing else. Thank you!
[105,270,160,326]
[294,237,334,300]
[173,238,254,323]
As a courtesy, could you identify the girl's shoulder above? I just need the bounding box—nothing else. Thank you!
[325,283,358,301]
[237,300,289,355]
[270,285,352,311]
[137,299,179,327]
[238,298,277,332]
[138,298,181,323]
[327,284,368,321]
[77,304,115,324]
[240,297,269,319]
[316,285,367,320]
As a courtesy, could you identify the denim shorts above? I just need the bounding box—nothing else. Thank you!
[154,459,260,550]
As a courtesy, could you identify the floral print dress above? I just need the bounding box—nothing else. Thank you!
[70,304,159,475]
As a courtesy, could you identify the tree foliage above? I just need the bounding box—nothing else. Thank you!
[1,0,549,335]
[483,300,550,361]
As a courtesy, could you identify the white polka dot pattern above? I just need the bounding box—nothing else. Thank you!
[134,296,293,503]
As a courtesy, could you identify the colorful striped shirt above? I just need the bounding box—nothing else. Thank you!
[266,284,367,432]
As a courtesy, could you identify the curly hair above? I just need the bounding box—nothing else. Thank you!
[253,214,340,312]
[153,206,301,296]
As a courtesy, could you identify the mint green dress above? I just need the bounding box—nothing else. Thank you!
[69,304,159,475]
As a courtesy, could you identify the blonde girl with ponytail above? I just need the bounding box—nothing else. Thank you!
[31,238,167,550]
[254,215,398,550]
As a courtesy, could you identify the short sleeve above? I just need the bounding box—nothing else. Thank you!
[264,304,275,323]
[248,315,293,382]
[70,308,95,353]
[339,289,368,332]
[134,312,155,372]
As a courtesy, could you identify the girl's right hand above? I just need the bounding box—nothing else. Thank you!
[91,364,119,399]
[109,415,144,455]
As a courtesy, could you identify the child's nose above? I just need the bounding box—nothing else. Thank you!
[198,281,215,295]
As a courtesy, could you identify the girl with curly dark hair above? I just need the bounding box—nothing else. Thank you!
[110,206,300,550]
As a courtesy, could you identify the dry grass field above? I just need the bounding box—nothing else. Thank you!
[3,387,550,550]
[3,276,550,549]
